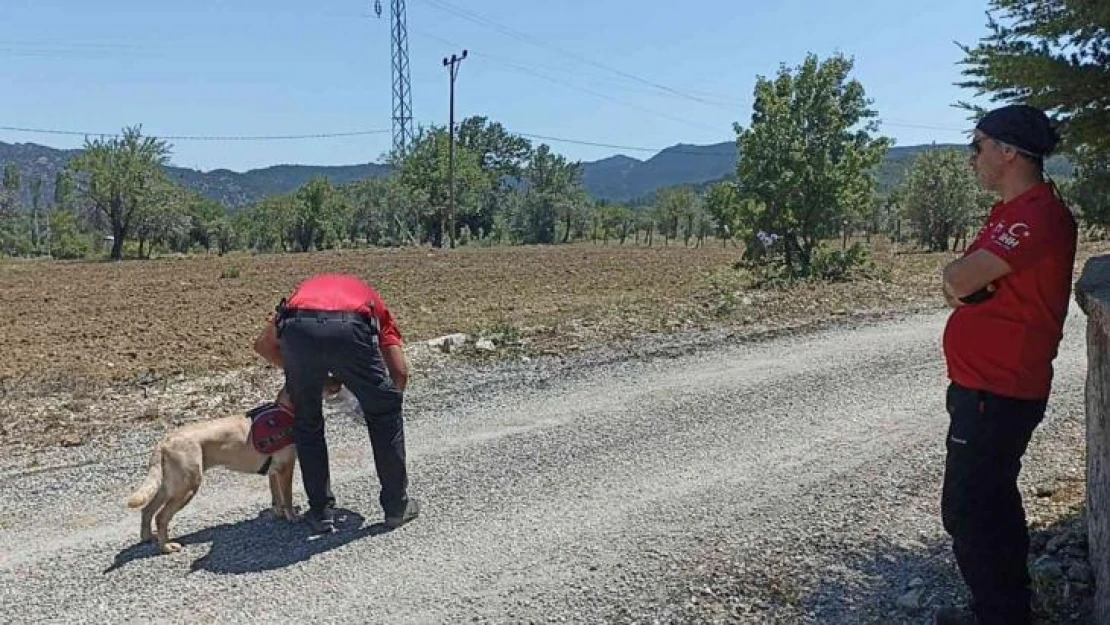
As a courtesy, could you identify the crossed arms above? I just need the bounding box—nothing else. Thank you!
[942,249,1013,308]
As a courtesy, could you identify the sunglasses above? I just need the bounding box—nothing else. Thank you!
[970,136,1041,159]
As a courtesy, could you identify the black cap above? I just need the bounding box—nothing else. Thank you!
[975,104,1060,158]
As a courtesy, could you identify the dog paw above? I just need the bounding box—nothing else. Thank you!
[267,505,298,521]
[159,542,182,554]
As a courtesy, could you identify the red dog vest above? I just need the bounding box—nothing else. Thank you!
[246,402,295,456]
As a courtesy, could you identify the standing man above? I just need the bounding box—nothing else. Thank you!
[935,104,1077,625]
[253,273,419,534]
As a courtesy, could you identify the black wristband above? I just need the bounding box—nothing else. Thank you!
[959,286,995,305]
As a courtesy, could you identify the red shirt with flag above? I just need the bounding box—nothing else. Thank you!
[943,183,1077,400]
[286,274,404,348]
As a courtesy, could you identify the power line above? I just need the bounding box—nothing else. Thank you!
[0,125,391,141]
[410,29,724,133]
[0,121,729,157]
[0,40,143,48]
[413,28,740,107]
[881,119,970,133]
[2,11,969,138]
[407,21,967,135]
[412,0,738,111]
[409,31,969,137]
[512,132,735,157]
[0,123,969,159]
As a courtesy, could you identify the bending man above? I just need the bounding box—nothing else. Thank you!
[254,273,418,534]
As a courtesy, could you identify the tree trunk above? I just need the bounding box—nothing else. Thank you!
[110,228,125,260]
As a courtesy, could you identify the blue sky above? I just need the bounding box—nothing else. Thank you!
[1,0,996,172]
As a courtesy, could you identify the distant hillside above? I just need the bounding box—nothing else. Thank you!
[584,143,737,202]
[163,163,390,208]
[0,141,389,210]
[0,138,1076,210]
[611,141,1076,203]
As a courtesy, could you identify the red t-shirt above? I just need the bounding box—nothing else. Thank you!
[286,274,404,348]
[943,183,1077,400]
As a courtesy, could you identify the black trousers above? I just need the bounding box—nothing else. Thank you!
[278,312,409,517]
[941,382,1046,625]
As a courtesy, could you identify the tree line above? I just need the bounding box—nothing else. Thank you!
[0,0,1105,283]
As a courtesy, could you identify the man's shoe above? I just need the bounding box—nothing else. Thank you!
[934,606,977,625]
[384,498,420,529]
[305,507,335,534]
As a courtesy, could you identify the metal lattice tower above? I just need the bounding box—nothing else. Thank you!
[377,0,414,156]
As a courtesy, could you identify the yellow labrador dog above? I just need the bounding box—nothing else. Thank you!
[126,382,339,553]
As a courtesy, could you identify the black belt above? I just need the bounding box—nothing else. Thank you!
[278,309,380,338]
[283,310,369,322]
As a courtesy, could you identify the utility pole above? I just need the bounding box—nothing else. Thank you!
[443,49,467,249]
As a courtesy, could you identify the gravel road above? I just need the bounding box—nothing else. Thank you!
[0,305,1090,624]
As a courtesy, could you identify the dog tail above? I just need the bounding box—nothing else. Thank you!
[126,444,164,509]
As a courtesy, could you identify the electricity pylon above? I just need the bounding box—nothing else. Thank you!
[376,0,414,156]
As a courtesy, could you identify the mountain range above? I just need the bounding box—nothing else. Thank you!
[0,138,1075,211]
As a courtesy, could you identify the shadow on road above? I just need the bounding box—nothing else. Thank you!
[794,512,1094,625]
[104,507,395,575]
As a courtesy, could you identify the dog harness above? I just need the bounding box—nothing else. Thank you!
[245,401,296,474]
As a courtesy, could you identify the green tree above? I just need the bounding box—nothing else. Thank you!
[292,177,335,252]
[132,181,191,257]
[1,165,24,256]
[342,177,419,246]
[456,116,534,240]
[54,170,75,210]
[338,179,374,245]
[704,182,741,245]
[655,187,697,246]
[395,126,485,248]
[68,125,173,260]
[29,177,43,253]
[599,203,634,244]
[513,144,585,244]
[957,0,1110,153]
[381,176,427,246]
[900,149,984,251]
[210,218,238,256]
[2,164,20,198]
[1070,150,1110,228]
[250,194,298,252]
[457,116,533,179]
[181,192,228,252]
[46,209,92,259]
[734,53,891,276]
